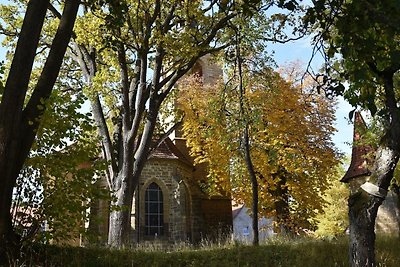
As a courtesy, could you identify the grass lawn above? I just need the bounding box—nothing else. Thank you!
[11,235,400,267]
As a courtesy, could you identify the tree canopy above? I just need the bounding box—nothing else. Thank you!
[179,61,339,233]
[2,1,395,265]
[306,0,400,265]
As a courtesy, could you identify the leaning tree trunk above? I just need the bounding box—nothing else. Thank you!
[348,145,399,267]
[0,0,79,263]
[0,2,49,262]
[347,69,400,267]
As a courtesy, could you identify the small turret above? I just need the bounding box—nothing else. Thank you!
[341,112,373,190]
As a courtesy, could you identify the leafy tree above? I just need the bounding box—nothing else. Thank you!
[179,62,339,239]
[184,0,307,244]
[315,162,349,239]
[11,89,106,245]
[306,0,400,265]
[62,0,261,247]
[1,3,110,245]
[0,0,79,262]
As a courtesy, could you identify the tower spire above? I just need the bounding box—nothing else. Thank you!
[341,112,373,183]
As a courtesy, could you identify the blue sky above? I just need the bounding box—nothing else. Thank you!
[0,4,353,156]
[268,38,353,155]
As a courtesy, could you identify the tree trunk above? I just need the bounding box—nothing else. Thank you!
[348,190,382,267]
[107,128,136,247]
[0,0,79,263]
[235,33,259,245]
[250,166,259,245]
[107,109,158,247]
[348,145,399,267]
[347,71,400,266]
[270,173,290,234]
[108,172,134,247]
[243,126,259,246]
[243,127,259,246]
[0,1,50,263]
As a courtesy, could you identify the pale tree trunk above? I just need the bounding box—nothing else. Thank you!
[348,72,400,266]
[108,172,134,247]
[348,192,381,267]
[70,1,236,248]
[107,105,159,246]
[348,146,399,267]
[0,0,79,263]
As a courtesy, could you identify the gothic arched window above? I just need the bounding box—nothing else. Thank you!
[144,182,164,236]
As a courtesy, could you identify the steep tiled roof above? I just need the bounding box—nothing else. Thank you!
[149,137,192,167]
[341,112,373,182]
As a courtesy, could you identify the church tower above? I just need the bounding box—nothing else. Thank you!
[341,112,399,233]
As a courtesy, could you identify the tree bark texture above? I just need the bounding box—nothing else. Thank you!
[347,68,400,266]
[348,145,399,267]
[348,191,381,267]
[107,172,134,247]
[0,2,49,262]
[0,0,79,263]
[70,1,236,247]
[107,107,159,247]
[270,173,290,234]
[242,124,259,246]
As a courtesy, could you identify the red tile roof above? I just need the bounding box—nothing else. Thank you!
[341,112,373,182]
[149,137,192,166]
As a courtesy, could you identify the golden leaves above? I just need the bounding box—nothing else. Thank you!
[179,63,340,230]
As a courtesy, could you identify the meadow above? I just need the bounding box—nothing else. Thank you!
[11,235,399,267]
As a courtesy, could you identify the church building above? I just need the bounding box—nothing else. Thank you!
[88,56,233,245]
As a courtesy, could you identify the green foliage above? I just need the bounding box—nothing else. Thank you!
[306,0,400,114]
[15,236,400,267]
[11,89,108,244]
[315,162,349,238]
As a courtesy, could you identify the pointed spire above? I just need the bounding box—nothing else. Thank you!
[341,112,373,183]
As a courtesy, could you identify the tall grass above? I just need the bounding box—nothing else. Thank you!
[10,235,400,267]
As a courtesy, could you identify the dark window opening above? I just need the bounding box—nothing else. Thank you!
[144,182,164,236]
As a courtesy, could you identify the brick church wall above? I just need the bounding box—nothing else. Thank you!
[133,159,193,242]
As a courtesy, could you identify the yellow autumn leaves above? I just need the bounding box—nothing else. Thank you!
[178,64,340,231]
